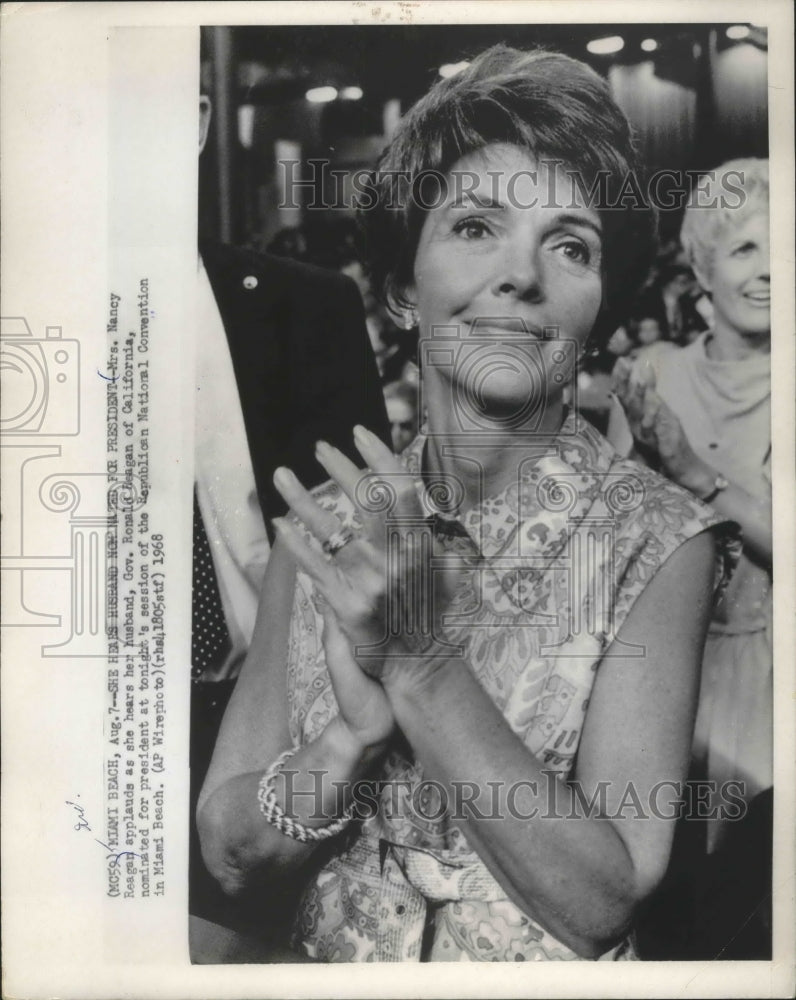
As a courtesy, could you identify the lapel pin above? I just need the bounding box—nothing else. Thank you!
[243,275,258,290]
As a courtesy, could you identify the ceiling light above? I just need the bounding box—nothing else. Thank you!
[586,36,625,56]
[305,86,338,104]
[340,86,363,101]
[439,61,469,79]
[726,25,751,40]
[640,38,658,53]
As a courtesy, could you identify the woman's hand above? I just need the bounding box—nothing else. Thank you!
[612,358,713,494]
[647,394,716,495]
[272,426,460,698]
[315,595,396,753]
[611,356,660,457]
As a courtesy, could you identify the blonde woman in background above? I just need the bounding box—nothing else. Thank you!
[611,158,771,957]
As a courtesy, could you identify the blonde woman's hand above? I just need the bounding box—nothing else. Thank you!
[612,356,660,453]
[646,394,713,496]
[612,357,713,494]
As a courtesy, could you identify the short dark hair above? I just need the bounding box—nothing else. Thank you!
[358,44,657,348]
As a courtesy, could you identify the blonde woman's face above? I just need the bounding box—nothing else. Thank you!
[708,211,770,338]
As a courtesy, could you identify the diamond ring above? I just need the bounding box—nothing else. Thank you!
[321,527,356,557]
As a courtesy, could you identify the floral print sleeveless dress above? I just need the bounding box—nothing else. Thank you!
[282,412,738,961]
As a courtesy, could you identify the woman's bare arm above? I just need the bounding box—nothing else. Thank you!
[196,538,387,897]
[258,432,717,956]
[381,531,715,957]
[611,356,770,565]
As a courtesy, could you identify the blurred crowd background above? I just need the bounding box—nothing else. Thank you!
[199,22,768,448]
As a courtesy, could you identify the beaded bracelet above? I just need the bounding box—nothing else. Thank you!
[256,746,354,843]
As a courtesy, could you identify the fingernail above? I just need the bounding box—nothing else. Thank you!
[273,467,294,488]
[316,440,332,456]
[354,425,370,444]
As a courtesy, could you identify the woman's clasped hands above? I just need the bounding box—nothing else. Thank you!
[272,425,462,754]
[612,356,708,492]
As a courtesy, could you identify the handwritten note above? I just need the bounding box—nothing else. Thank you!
[66,796,141,868]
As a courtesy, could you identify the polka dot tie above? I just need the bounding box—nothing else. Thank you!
[191,488,231,680]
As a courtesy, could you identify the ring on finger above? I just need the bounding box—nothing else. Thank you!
[322,527,356,557]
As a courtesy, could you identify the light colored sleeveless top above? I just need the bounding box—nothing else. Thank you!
[284,412,739,961]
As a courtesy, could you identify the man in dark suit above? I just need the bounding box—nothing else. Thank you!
[190,97,389,960]
[198,239,389,525]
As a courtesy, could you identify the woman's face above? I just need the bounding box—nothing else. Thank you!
[386,397,416,454]
[637,317,662,345]
[408,144,604,426]
[707,211,770,339]
[607,325,632,357]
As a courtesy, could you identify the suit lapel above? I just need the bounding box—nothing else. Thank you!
[199,241,291,512]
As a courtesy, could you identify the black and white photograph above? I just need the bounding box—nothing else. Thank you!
[1,3,794,997]
[190,19,777,966]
